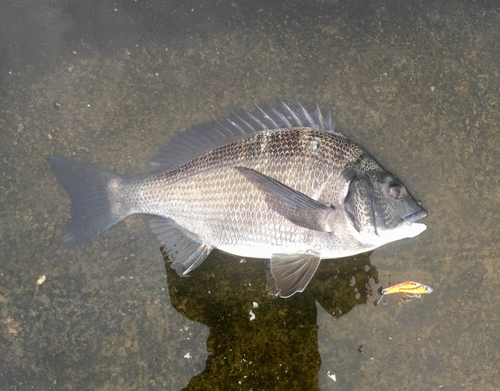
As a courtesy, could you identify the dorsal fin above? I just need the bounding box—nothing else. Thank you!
[150,100,340,172]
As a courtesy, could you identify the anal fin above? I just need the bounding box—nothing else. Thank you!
[149,217,213,276]
[266,253,321,298]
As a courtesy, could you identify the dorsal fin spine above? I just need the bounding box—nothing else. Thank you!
[150,100,337,172]
[278,99,302,127]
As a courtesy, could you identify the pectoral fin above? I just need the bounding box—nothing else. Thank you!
[266,253,321,298]
[236,167,335,232]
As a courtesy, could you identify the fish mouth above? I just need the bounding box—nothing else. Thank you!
[403,209,427,225]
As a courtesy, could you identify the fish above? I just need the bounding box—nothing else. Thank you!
[46,99,427,298]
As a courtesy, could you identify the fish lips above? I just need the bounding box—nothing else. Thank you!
[403,209,427,225]
[387,208,427,240]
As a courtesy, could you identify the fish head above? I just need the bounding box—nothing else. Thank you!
[368,170,427,243]
[344,169,427,246]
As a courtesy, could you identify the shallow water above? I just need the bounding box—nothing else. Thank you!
[1,0,499,390]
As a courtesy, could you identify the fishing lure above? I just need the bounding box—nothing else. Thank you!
[377,281,433,305]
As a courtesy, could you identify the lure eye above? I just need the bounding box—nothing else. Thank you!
[388,184,404,199]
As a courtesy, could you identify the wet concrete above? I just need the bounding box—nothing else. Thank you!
[1,0,499,389]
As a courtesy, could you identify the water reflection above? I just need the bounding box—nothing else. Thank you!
[164,250,378,390]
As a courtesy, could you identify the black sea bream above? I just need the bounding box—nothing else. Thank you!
[47,100,427,297]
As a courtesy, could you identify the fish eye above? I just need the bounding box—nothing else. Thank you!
[388,183,404,199]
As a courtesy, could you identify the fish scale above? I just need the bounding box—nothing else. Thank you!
[47,100,427,297]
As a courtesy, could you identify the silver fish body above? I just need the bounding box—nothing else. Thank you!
[47,100,427,297]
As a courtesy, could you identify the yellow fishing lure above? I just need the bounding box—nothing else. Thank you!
[382,281,433,296]
[378,281,433,304]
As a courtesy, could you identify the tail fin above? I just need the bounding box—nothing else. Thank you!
[47,155,131,247]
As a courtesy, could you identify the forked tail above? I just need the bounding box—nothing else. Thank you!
[46,155,131,247]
